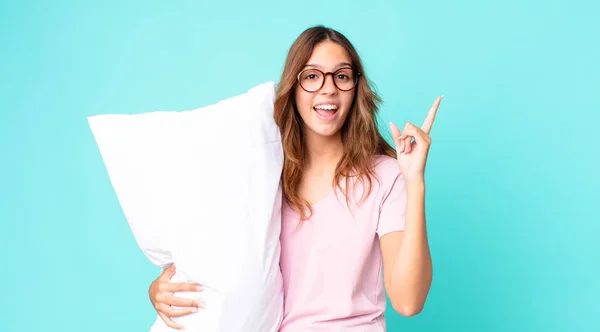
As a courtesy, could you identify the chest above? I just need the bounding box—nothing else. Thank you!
[281,181,380,250]
[297,170,336,206]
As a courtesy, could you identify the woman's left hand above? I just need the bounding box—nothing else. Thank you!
[389,96,443,181]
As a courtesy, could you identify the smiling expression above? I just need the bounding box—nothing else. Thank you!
[294,41,357,139]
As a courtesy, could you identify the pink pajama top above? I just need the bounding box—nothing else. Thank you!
[279,155,407,331]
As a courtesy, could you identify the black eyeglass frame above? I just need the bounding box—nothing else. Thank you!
[296,67,361,93]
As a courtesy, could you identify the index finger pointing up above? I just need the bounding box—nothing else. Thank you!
[421,95,443,134]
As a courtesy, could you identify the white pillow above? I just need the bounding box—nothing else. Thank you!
[88,82,284,332]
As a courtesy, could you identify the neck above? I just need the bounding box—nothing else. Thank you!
[303,130,344,172]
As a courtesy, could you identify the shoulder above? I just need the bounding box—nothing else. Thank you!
[370,154,405,202]
[345,154,403,204]
[339,155,403,207]
[370,155,407,213]
[372,154,402,183]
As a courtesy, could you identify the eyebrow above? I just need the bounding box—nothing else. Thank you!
[304,62,353,69]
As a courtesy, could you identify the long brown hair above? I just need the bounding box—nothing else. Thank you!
[274,25,396,221]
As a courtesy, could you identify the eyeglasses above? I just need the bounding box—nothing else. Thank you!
[297,67,361,93]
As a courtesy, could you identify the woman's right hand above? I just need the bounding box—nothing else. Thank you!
[149,264,205,330]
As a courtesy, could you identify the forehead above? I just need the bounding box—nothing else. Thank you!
[305,41,352,69]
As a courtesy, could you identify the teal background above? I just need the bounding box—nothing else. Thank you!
[1,0,598,331]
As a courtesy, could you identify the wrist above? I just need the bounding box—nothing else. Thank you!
[404,174,425,186]
[405,177,425,194]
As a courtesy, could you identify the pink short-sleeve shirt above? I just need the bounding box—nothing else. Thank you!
[279,155,407,331]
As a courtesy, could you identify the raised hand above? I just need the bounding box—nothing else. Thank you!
[389,96,443,181]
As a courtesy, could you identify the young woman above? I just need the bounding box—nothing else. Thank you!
[148,25,441,331]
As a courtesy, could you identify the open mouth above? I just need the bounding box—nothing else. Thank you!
[313,104,339,121]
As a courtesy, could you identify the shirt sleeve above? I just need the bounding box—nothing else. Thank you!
[376,172,407,238]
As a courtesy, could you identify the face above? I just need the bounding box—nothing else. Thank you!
[294,41,356,139]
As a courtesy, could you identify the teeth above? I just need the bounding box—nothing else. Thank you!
[314,105,338,110]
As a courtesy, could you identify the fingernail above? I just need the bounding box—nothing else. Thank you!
[196,285,203,291]
[192,308,198,313]
[199,302,206,309]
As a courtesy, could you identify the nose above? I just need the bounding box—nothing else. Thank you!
[320,73,338,95]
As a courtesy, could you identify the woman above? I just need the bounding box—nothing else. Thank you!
[149,25,440,331]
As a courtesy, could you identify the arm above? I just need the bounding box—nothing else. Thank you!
[383,95,442,316]
[380,177,432,317]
